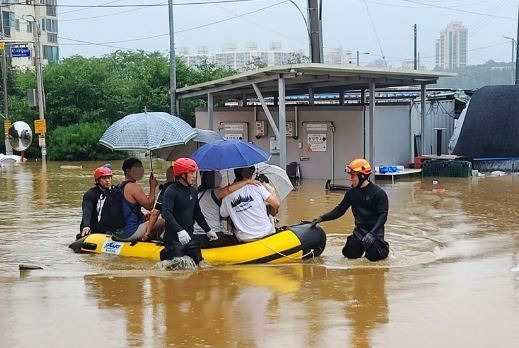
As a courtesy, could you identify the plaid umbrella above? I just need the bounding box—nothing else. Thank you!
[99,112,196,151]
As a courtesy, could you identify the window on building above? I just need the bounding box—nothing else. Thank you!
[47,32,57,43]
[43,45,59,62]
[1,11,15,37]
[46,0,57,16]
[27,22,32,33]
[41,18,58,33]
[15,19,19,31]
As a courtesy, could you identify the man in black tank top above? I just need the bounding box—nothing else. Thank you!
[312,158,390,261]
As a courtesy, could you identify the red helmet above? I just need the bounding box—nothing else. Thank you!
[93,166,113,181]
[173,158,198,176]
[346,158,372,175]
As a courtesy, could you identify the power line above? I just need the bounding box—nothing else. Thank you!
[396,0,516,19]
[59,0,126,15]
[362,0,387,68]
[58,36,137,50]
[8,0,262,8]
[59,1,289,46]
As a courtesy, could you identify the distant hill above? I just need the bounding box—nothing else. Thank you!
[434,60,515,90]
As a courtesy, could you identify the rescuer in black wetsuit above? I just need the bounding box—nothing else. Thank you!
[161,158,217,263]
[79,166,113,238]
[312,158,390,261]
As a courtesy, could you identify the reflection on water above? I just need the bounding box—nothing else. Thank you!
[1,162,519,346]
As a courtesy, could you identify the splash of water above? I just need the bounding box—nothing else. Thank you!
[157,256,197,271]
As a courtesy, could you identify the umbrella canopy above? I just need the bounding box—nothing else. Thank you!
[191,140,271,171]
[153,128,223,161]
[220,163,293,201]
[99,112,196,151]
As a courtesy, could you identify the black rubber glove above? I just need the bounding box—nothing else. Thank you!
[362,233,377,249]
[311,217,323,226]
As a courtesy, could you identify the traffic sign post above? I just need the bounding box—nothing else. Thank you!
[10,47,31,58]
[34,119,46,134]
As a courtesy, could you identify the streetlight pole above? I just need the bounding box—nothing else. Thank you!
[515,2,519,85]
[504,36,516,84]
[32,19,46,161]
[168,0,176,115]
[0,4,12,155]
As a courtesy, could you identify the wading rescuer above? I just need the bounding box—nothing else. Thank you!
[312,158,390,261]
[162,158,218,263]
[79,166,113,238]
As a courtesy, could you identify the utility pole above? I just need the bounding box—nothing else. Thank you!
[0,4,12,155]
[516,2,519,85]
[168,0,177,115]
[33,19,46,161]
[307,0,322,63]
[504,36,516,84]
[414,24,417,70]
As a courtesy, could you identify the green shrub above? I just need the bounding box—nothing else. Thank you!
[47,122,126,161]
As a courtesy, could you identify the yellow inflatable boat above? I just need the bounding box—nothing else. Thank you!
[69,223,326,265]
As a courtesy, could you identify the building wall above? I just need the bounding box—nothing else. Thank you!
[1,1,59,68]
[411,100,455,156]
[196,104,412,179]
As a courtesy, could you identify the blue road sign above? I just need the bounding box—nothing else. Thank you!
[11,47,31,58]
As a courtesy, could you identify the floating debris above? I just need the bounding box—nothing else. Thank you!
[19,264,43,270]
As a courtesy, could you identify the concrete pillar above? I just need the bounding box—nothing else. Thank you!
[278,77,287,170]
[420,83,426,155]
[207,93,214,130]
[367,82,376,183]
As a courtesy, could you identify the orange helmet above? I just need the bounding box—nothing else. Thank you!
[346,158,372,175]
[93,166,113,181]
[173,158,198,176]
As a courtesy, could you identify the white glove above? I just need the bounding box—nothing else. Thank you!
[206,230,218,241]
[177,230,191,245]
[81,227,91,237]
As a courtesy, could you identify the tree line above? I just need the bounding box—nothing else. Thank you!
[0,51,234,160]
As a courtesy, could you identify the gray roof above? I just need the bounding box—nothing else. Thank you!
[176,63,455,99]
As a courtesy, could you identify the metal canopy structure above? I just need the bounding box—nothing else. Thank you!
[176,63,454,174]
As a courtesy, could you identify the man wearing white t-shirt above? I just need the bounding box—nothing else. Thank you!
[220,166,281,242]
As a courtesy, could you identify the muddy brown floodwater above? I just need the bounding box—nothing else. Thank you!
[1,161,518,347]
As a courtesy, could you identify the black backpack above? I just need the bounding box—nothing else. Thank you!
[97,181,133,232]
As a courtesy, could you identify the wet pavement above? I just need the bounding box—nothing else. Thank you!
[1,161,518,347]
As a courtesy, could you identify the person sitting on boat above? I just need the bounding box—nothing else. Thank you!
[220,166,281,243]
[161,158,218,263]
[79,166,113,238]
[115,158,163,241]
[193,171,263,247]
[141,165,175,241]
[312,158,390,261]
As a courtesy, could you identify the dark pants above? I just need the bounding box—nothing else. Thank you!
[160,240,203,264]
[342,231,389,262]
[192,232,240,249]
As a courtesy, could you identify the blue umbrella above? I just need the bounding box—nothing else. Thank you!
[191,139,271,171]
[99,112,196,151]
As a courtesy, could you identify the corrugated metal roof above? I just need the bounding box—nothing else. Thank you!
[177,63,456,99]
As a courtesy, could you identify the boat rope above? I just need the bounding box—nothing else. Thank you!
[256,238,315,260]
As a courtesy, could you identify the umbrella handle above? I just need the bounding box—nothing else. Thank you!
[149,151,154,176]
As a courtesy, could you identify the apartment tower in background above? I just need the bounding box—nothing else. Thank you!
[435,21,467,70]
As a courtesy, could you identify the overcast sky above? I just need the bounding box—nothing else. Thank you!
[58,0,519,68]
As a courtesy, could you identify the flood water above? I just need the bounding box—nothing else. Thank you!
[1,161,518,347]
